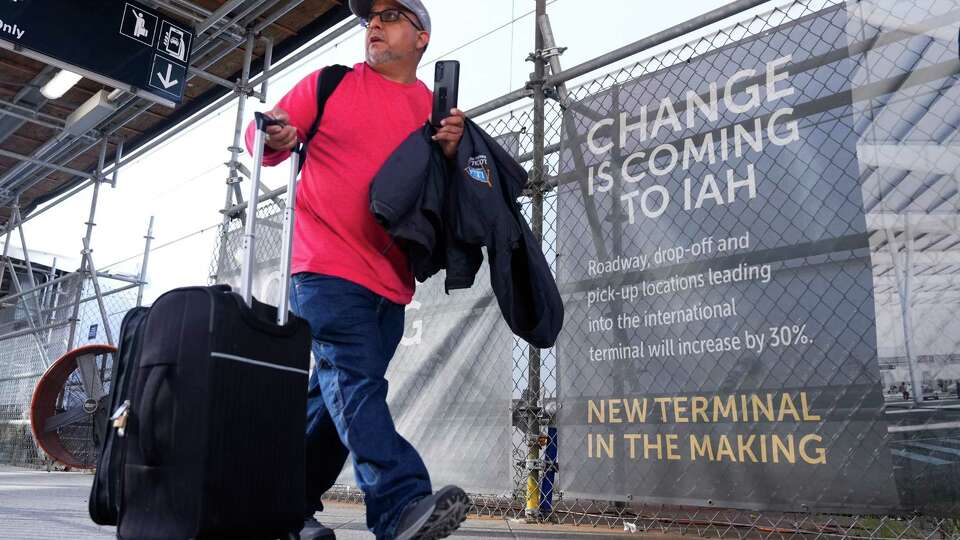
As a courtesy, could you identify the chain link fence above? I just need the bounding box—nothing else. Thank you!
[475,0,959,537]
[0,268,139,469]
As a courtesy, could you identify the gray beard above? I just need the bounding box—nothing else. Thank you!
[367,48,404,66]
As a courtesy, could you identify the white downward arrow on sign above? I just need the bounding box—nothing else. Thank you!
[157,64,178,89]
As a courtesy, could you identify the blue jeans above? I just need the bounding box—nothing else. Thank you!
[290,273,432,539]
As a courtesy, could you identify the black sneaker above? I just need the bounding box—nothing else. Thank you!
[394,485,470,540]
[299,516,336,540]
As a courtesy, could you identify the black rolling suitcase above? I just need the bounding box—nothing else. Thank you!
[89,305,149,526]
[90,113,312,540]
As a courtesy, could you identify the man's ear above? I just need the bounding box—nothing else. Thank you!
[416,31,430,54]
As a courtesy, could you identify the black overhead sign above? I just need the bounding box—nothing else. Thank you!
[0,0,194,107]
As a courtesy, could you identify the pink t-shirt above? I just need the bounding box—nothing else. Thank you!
[245,62,432,305]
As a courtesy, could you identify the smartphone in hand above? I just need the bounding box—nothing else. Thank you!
[431,60,460,129]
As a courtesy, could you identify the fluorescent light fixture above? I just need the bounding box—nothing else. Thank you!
[41,69,83,100]
[65,90,117,136]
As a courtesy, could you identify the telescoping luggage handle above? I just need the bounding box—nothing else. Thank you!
[242,112,300,326]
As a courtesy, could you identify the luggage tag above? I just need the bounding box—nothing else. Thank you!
[110,400,131,437]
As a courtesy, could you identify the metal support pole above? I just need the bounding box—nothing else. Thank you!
[0,98,77,133]
[248,19,359,88]
[189,67,239,92]
[66,259,88,350]
[96,272,141,285]
[0,319,73,343]
[259,37,274,104]
[3,253,51,362]
[0,148,98,180]
[885,227,923,405]
[30,283,140,328]
[4,180,94,234]
[251,0,305,34]
[0,220,51,369]
[216,31,257,282]
[81,140,116,347]
[83,239,115,346]
[525,0,547,522]
[537,15,569,106]
[0,271,76,307]
[539,13,609,270]
[39,257,56,318]
[137,217,155,307]
[0,223,11,299]
[10,204,58,365]
[68,144,107,350]
[15,207,46,326]
[110,139,124,187]
[44,257,60,345]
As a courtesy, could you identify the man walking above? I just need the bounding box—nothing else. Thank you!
[245,1,468,539]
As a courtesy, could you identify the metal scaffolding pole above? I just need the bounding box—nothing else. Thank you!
[216,31,257,283]
[82,239,115,347]
[137,217,155,307]
[0,221,11,304]
[0,319,72,343]
[86,141,115,346]
[524,0,547,522]
[67,225,90,348]
[259,37,274,104]
[15,207,47,327]
[196,0,248,34]
[67,142,115,349]
[38,257,53,318]
[248,19,359,88]
[0,271,76,307]
[0,201,54,368]
[44,258,61,346]
[2,253,51,363]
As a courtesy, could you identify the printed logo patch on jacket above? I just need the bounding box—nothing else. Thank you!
[465,155,493,188]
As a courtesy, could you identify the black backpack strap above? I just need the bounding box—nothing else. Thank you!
[299,64,352,172]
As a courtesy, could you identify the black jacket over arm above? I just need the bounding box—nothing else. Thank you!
[369,119,563,348]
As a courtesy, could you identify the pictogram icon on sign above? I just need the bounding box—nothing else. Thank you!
[120,3,158,47]
[158,20,191,63]
[148,55,186,96]
[156,63,176,88]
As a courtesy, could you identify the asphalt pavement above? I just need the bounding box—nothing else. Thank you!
[0,466,685,539]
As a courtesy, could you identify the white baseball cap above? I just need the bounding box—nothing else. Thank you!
[349,0,431,34]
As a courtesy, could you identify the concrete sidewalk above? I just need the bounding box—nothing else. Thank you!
[0,466,685,539]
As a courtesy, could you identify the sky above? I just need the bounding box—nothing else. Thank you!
[13,0,786,304]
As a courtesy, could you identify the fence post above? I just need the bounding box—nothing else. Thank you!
[524,0,548,522]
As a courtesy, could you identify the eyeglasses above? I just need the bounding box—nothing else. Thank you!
[361,8,424,32]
